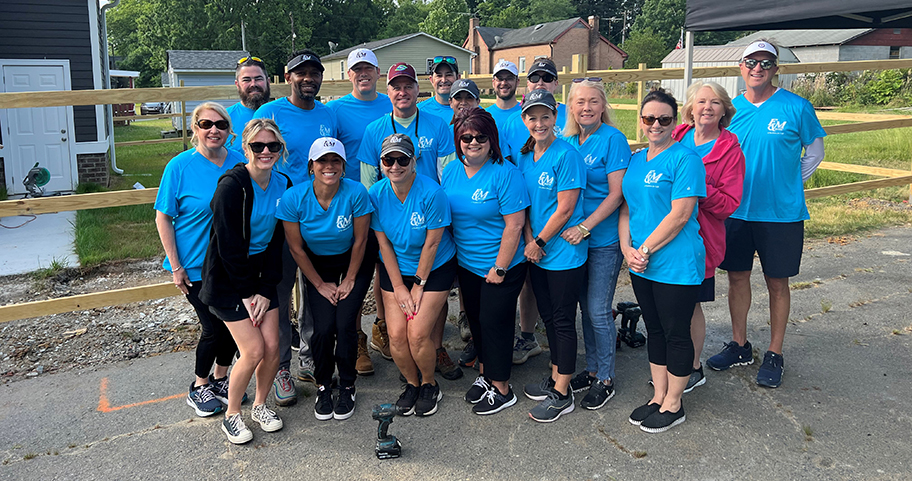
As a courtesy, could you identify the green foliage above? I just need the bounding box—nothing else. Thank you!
[0,184,7,201]
[379,0,432,39]
[621,28,666,68]
[421,0,472,45]
[476,0,579,30]
[791,70,912,108]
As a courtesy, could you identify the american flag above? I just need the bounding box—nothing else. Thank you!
[675,28,684,49]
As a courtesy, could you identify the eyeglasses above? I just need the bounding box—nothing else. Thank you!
[433,56,457,65]
[247,142,283,153]
[459,134,489,144]
[494,74,517,82]
[741,58,777,70]
[197,119,229,130]
[381,155,412,167]
[572,77,602,83]
[640,115,675,127]
[528,73,556,84]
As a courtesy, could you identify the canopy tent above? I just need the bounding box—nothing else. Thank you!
[685,1,912,31]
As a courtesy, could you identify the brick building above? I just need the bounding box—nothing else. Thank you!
[463,16,627,76]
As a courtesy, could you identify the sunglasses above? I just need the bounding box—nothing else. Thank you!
[742,58,777,70]
[237,56,264,67]
[572,77,603,83]
[641,115,675,127]
[381,155,412,167]
[433,56,457,65]
[459,134,489,144]
[197,119,229,130]
[247,142,283,153]
[528,73,556,84]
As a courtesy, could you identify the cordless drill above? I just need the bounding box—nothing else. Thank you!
[372,403,402,459]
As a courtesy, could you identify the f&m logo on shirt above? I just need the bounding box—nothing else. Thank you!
[418,136,433,150]
[538,172,554,190]
[320,124,332,136]
[336,214,352,231]
[583,154,597,166]
[471,189,489,202]
[644,170,662,188]
[410,212,426,228]
[767,118,787,134]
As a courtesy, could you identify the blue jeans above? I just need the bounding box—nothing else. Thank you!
[578,243,623,382]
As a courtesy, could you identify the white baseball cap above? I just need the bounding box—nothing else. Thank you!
[742,41,778,59]
[493,60,518,77]
[309,137,347,162]
[347,48,379,69]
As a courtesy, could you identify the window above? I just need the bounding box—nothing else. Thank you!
[890,46,901,60]
[893,28,901,35]
[518,56,526,73]
[426,58,434,75]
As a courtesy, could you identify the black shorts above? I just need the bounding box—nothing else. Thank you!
[718,219,803,278]
[696,276,715,303]
[208,289,279,322]
[378,256,457,292]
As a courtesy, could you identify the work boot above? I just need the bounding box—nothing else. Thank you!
[356,330,375,375]
[371,318,392,360]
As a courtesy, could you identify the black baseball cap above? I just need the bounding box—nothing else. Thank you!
[521,90,557,113]
[450,79,480,99]
[286,51,324,73]
[528,58,558,78]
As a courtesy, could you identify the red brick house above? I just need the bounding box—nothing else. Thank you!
[463,17,627,76]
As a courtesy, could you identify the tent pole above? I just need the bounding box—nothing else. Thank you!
[684,31,695,88]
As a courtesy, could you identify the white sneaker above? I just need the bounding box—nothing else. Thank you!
[251,403,284,432]
[221,413,253,444]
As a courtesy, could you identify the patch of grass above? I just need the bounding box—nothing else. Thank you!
[803,425,814,441]
[0,184,7,201]
[821,299,832,313]
[805,194,912,239]
[23,453,37,460]
[891,329,903,335]
[790,280,821,290]
[31,257,68,280]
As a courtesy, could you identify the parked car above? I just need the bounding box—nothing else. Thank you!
[140,102,171,115]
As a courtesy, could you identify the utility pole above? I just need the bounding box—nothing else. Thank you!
[290,13,295,51]
[241,20,246,51]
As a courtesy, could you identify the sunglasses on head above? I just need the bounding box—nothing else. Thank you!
[381,154,412,167]
[528,73,556,84]
[197,119,229,130]
[641,115,675,127]
[459,134,489,144]
[742,58,777,70]
[572,77,602,83]
[247,142,283,153]
[433,56,457,65]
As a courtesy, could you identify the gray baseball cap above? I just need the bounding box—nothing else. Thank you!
[521,89,557,113]
[380,133,415,158]
[450,79,480,99]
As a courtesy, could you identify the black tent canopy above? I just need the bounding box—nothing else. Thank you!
[686,1,912,31]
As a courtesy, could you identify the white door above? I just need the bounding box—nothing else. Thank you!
[2,64,74,194]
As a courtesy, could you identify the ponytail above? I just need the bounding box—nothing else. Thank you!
[520,136,536,155]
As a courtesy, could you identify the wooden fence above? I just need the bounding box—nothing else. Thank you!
[2,57,912,324]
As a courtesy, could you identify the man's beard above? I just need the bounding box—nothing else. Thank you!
[240,85,271,109]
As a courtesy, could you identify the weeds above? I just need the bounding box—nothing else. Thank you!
[23,453,37,460]
[821,300,832,313]
[31,258,68,280]
[803,425,814,442]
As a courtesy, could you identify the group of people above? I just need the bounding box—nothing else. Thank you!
[154,39,825,444]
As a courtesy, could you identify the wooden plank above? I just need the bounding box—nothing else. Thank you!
[817,162,911,178]
[0,189,159,217]
[115,138,183,147]
[113,113,183,122]
[805,175,912,199]
[0,283,180,324]
[824,118,912,135]
[815,112,910,122]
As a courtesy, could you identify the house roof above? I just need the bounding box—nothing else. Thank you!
[323,32,474,61]
[662,45,800,64]
[166,50,248,71]
[726,29,874,48]
[487,18,583,50]
[475,26,511,49]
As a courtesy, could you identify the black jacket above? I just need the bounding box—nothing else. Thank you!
[199,163,291,307]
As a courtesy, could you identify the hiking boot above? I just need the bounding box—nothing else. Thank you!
[356,330,375,375]
[756,351,784,388]
[187,382,223,417]
[457,311,471,341]
[436,348,463,380]
[580,380,615,410]
[569,370,596,393]
[334,385,356,420]
[251,403,283,432]
[640,407,686,433]
[628,402,661,426]
[297,357,316,384]
[706,341,754,371]
[370,319,392,360]
[458,338,477,368]
[473,386,517,415]
[314,385,334,421]
[512,336,543,365]
[273,367,297,407]
[465,375,491,404]
[395,383,420,416]
[222,413,253,444]
[684,365,706,393]
[523,376,556,401]
[208,374,248,405]
[529,389,574,423]
[414,383,442,417]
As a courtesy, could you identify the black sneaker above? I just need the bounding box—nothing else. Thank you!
[523,376,556,401]
[529,388,574,423]
[334,385,356,420]
[458,339,477,368]
[414,383,442,417]
[684,365,706,393]
[314,385,334,421]
[569,371,596,393]
[473,386,517,415]
[465,375,491,404]
[396,384,420,416]
[756,351,784,388]
[580,380,615,410]
[640,406,686,433]
[628,402,661,426]
[187,382,223,417]
[208,374,248,405]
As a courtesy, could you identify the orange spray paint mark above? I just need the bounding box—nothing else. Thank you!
[97,377,183,413]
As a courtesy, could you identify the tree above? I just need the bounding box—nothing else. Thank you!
[379,0,432,39]
[421,0,472,45]
[621,27,665,68]
[631,0,747,50]
[476,0,578,30]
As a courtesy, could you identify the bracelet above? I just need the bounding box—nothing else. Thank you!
[576,224,591,239]
[173,265,184,272]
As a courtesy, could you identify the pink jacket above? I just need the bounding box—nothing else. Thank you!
[672,124,745,278]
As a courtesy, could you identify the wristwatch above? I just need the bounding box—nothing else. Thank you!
[576,224,591,239]
[494,265,507,277]
[413,274,427,286]
[534,236,546,248]
[639,244,651,256]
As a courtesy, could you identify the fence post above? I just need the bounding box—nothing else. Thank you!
[636,63,646,142]
[180,80,188,150]
[560,66,569,103]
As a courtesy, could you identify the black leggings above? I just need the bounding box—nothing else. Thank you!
[528,264,585,376]
[308,248,374,387]
[630,274,700,377]
[185,282,237,379]
[457,263,527,382]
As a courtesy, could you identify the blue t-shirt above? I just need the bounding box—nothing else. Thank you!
[485,103,521,127]
[503,103,569,163]
[621,142,707,285]
[368,174,456,276]
[275,178,373,256]
[728,89,826,222]
[359,112,455,183]
[564,123,631,248]
[249,172,288,255]
[679,129,716,159]
[517,138,588,271]
[417,97,453,123]
[441,160,530,277]
[225,102,255,153]
[154,149,242,281]
[326,93,393,183]
[253,97,337,185]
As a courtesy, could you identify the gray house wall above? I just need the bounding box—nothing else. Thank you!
[839,46,891,61]
[791,46,840,63]
[325,35,473,81]
[168,72,237,131]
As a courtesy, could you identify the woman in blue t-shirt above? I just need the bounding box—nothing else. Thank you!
[369,134,457,418]
[201,118,291,445]
[561,79,630,410]
[441,108,530,415]
[515,91,588,423]
[154,102,244,419]
[276,137,374,422]
[620,89,706,434]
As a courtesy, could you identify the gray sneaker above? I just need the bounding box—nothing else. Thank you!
[457,311,471,341]
[512,336,543,365]
[523,376,556,401]
[221,413,253,444]
[272,367,297,407]
[529,389,574,423]
[297,357,316,384]
[684,364,706,393]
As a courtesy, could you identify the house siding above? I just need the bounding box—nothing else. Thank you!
[845,28,912,47]
[324,35,473,81]
[168,72,238,131]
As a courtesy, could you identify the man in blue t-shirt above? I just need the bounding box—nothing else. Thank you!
[226,56,271,152]
[708,40,826,389]
[417,55,459,122]
[485,60,520,127]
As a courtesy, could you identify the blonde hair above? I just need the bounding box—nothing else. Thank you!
[563,80,615,137]
[681,81,736,129]
[241,118,288,165]
[190,102,235,147]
